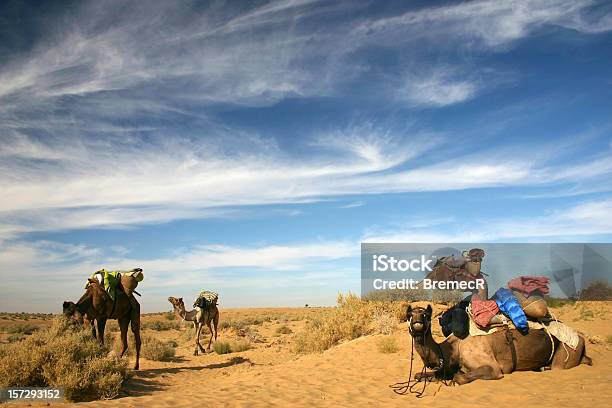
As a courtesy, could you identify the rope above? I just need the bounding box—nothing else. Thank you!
[390,315,455,398]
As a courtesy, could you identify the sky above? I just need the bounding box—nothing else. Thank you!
[1,0,612,312]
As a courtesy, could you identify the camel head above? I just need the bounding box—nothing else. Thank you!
[63,300,84,324]
[168,296,185,312]
[406,304,433,336]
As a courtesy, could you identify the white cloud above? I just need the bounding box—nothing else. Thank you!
[357,0,612,50]
[400,69,479,107]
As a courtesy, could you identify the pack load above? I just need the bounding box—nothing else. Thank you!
[429,248,488,298]
[87,268,144,300]
[512,290,549,319]
[193,290,218,309]
[494,288,529,334]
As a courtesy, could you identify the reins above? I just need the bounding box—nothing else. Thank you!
[390,313,454,398]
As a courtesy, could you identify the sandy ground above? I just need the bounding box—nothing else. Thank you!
[5,303,612,408]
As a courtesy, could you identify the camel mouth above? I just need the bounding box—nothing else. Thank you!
[411,322,425,332]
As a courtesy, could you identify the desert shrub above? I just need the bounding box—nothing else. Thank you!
[213,341,232,354]
[165,312,176,320]
[212,340,251,354]
[108,332,175,361]
[141,336,175,361]
[372,311,397,335]
[293,293,373,353]
[579,308,595,320]
[142,320,181,331]
[606,335,612,345]
[276,325,293,335]
[231,340,251,352]
[0,317,127,401]
[580,280,612,301]
[166,339,179,348]
[2,323,40,335]
[7,333,26,343]
[377,336,400,353]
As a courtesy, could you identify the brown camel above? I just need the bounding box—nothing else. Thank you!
[63,278,141,370]
[168,296,219,355]
[406,304,591,385]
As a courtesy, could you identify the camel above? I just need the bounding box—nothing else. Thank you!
[63,278,141,370]
[168,296,219,355]
[406,304,591,385]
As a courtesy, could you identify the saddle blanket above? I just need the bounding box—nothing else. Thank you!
[466,307,580,350]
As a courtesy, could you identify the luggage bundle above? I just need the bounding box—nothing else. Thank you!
[87,268,144,299]
[194,290,219,309]
[439,275,552,338]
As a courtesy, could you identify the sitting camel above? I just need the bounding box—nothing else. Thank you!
[406,304,591,385]
[63,278,141,370]
[168,296,219,355]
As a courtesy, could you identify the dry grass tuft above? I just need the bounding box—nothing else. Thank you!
[213,340,251,354]
[0,317,127,402]
[377,336,400,353]
[275,325,293,335]
[371,311,397,335]
[107,332,175,361]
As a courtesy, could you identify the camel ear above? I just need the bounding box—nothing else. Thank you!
[406,305,412,318]
[426,304,433,315]
[179,297,183,302]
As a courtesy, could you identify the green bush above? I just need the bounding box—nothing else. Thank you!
[0,317,127,402]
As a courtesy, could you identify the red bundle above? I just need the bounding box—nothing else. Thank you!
[508,276,550,297]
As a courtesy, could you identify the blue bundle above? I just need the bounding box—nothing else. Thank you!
[494,288,528,334]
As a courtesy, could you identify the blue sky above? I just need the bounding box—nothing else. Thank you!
[1,0,612,312]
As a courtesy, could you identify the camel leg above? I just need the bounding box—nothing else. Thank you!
[96,318,107,346]
[454,366,503,385]
[213,310,219,343]
[118,315,130,357]
[206,319,214,351]
[130,302,141,370]
[551,336,589,370]
[194,323,205,355]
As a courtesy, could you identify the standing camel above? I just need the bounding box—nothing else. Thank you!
[63,278,141,370]
[168,296,219,355]
[406,304,591,385]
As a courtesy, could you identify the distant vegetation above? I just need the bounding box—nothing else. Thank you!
[580,280,612,301]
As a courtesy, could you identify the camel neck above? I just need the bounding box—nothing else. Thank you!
[174,307,187,320]
[413,331,444,370]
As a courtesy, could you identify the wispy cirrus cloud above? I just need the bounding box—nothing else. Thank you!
[2,131,612,241]
[356,0,612,50]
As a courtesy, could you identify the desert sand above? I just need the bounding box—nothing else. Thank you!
[5,302,612,408]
